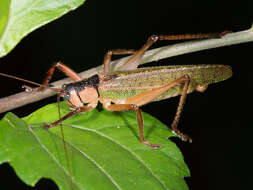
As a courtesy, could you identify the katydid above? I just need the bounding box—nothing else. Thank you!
[0,33,232,190]
[0,33,232,149]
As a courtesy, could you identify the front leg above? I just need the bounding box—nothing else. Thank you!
[40,62,82,91]
[44,105,94,129]
[103,103,160,149]
[103,49,136,73]
[23,62,82,92]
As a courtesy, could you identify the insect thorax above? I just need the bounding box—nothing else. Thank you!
[61,74,100,107]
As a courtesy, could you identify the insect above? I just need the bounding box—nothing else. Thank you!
[0,33,232,190]
[0,33,232,149]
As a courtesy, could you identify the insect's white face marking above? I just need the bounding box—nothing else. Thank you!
[69,90,76,95]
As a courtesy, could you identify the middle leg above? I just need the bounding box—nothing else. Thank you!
[103,49,136,73]
[104,103,160,149]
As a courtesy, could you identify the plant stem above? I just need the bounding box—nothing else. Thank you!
[1,26,253,113]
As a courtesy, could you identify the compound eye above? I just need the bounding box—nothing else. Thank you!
[64,94,70,100]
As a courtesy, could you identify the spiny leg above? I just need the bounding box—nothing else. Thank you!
[170,75,192,142]
[123,74,191,142]
[156,32,227,41]
[23,62,81,92]
[120,32,228,71]
[104,103,160,149]
[44,105,93,129]
[40,62,82,90]
[103,49,136,73]
[102,75,191,148]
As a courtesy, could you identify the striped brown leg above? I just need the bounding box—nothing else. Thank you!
[39,62,81,90]
[102,74,191,148]
[119,32,227,71]
[44,105,94,129]
[23,62,82,92]
[103,49,136,72]
[104,104,160,149]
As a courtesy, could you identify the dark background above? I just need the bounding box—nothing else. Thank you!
[0,0,252,189]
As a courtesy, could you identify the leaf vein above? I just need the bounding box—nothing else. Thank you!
[69,124,168,190]
[28,125,81,190]
[70,141,123,190]
[46,128,123,190]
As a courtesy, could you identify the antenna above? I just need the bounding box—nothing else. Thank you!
[0,72,61,92]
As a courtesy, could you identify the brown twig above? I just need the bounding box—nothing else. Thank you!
[1,27,253,114]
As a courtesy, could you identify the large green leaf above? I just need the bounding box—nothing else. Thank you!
[0,0,85,57]
[0,102,190,190]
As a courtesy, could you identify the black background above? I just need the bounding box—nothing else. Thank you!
[0,0,253,189]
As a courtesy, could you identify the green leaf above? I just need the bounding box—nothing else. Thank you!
[0,102,190,190]
[0,0,85,57]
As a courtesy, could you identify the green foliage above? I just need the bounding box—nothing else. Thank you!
[0,0,85,57]
[0,102,190,190]
[0,0,190,189]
